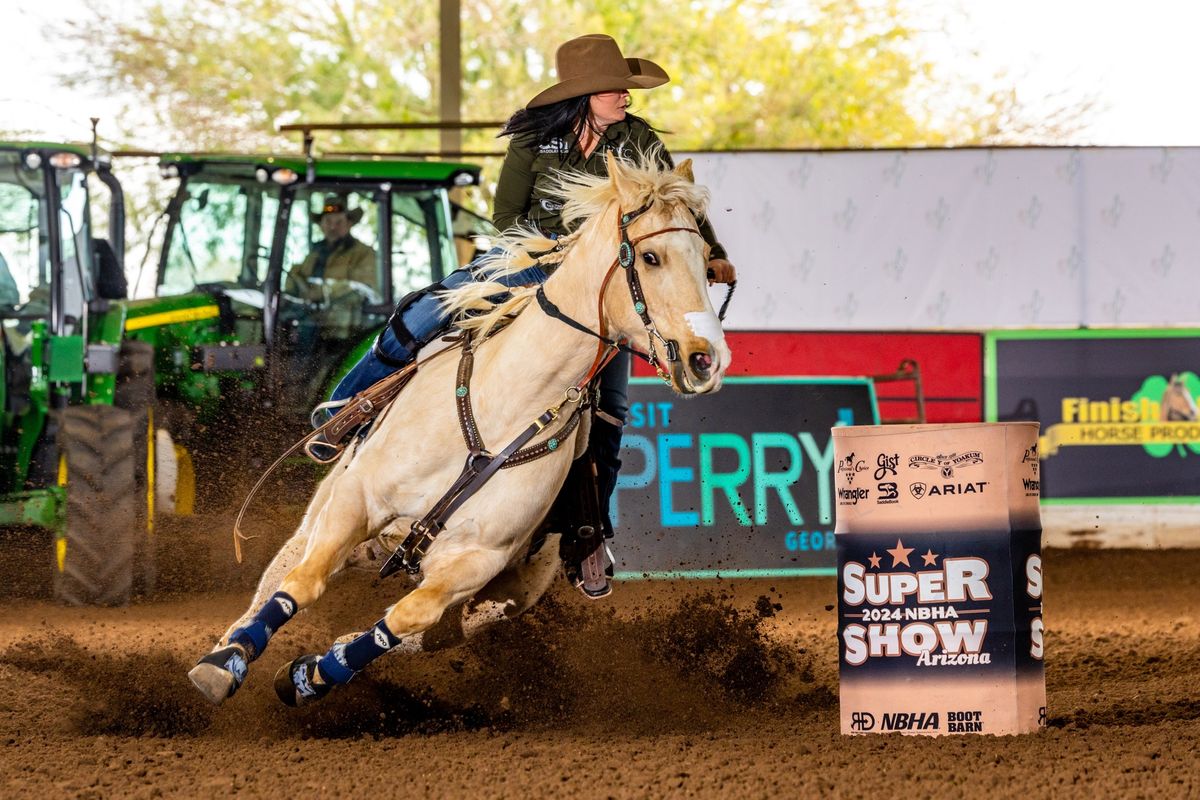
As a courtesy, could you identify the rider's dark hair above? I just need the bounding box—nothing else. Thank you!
[499,95,594,147]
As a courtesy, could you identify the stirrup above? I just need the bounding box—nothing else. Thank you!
[310,397,351,430]
[570,533,613,600]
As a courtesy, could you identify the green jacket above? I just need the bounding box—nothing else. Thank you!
[288,235,377,297]
[492,116,727,260]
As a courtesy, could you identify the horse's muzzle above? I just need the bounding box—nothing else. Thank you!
[673,344,726,395]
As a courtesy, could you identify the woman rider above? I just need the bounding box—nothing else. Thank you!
[328,33,737,595]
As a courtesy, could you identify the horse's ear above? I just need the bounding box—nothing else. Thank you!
[605,150,637,204]
[674,158,695,183]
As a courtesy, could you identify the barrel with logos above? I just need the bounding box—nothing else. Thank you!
[833,422,1045,736]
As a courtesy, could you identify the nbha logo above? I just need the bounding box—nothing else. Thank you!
[881,712,939,732]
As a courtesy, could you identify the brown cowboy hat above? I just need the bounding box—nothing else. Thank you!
[312,194,363,225]
[526,34,669,109]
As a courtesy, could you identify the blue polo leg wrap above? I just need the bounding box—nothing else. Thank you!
[228,591,298,660]
[316,619,402,685]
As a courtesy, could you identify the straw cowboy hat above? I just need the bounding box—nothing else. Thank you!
[526,34,669,109]
[312,194,363,225]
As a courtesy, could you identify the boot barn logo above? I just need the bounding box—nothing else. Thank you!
[841,541,993,668]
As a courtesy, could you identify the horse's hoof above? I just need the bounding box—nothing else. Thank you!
[274,655,333,707]
[188,644,249,705]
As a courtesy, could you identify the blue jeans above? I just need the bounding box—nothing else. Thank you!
[331,259,548,403]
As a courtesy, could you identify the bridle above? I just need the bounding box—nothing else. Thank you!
[537,200,712,385]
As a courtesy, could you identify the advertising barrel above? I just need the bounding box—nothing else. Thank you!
[833,423,1045,736]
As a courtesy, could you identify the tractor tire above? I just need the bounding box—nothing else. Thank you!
[115,340,157,596]
[53,405,137,606]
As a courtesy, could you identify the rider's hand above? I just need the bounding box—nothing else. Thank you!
[706,258,737,285]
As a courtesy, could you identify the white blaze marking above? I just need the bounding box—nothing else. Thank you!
[684,310,725,345]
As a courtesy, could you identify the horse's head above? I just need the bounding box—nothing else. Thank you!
[561,151,730,395]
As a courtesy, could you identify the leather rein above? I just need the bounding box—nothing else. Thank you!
[379,202,705,577]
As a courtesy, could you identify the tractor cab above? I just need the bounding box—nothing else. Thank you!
[0,140,154,605]
[0,142,127,490]
[155,154,486,422]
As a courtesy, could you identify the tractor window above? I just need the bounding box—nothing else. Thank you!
[0,177,43,311]
[281,189,381,303]
[391,188,456,297]
[160,180,251,295]
[57,168,93,318]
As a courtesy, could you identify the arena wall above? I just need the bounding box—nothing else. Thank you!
[645,147,1200,552]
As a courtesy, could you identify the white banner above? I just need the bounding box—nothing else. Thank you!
[684,148,1200,330]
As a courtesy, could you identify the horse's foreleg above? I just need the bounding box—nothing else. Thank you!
[273,527,511,706]
[189,471,370,705]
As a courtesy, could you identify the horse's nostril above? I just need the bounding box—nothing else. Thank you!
[690,352,712,376]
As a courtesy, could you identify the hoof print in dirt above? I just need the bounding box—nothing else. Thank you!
[275,655,333,707]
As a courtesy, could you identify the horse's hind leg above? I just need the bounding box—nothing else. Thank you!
[189,470,370,705]
[408,533,562,653]
[273,529,512,706]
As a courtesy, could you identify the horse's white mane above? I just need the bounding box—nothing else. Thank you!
[439,148,710,338]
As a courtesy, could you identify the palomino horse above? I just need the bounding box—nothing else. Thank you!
[189,151,731,707]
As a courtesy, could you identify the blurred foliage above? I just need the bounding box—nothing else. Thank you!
[24,0,1089,279]
[57,0,1089,155]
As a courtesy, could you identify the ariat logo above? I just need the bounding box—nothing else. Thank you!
[880,712,939,731]
[373,626,391,650]
[910,481,988,499]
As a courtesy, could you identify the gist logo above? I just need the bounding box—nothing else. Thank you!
[841,540,993,668]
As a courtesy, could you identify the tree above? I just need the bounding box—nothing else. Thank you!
[58,0,1084,155]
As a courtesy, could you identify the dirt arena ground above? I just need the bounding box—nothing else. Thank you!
[0,539,1197,799]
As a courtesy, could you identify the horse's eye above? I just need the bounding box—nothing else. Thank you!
[642,251,660,267]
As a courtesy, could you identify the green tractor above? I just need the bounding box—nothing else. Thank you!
[0,140,487,605]
[0,140,177,604]
[146,153,488,494]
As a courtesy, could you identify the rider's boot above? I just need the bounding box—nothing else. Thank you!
[188,591,298,705]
